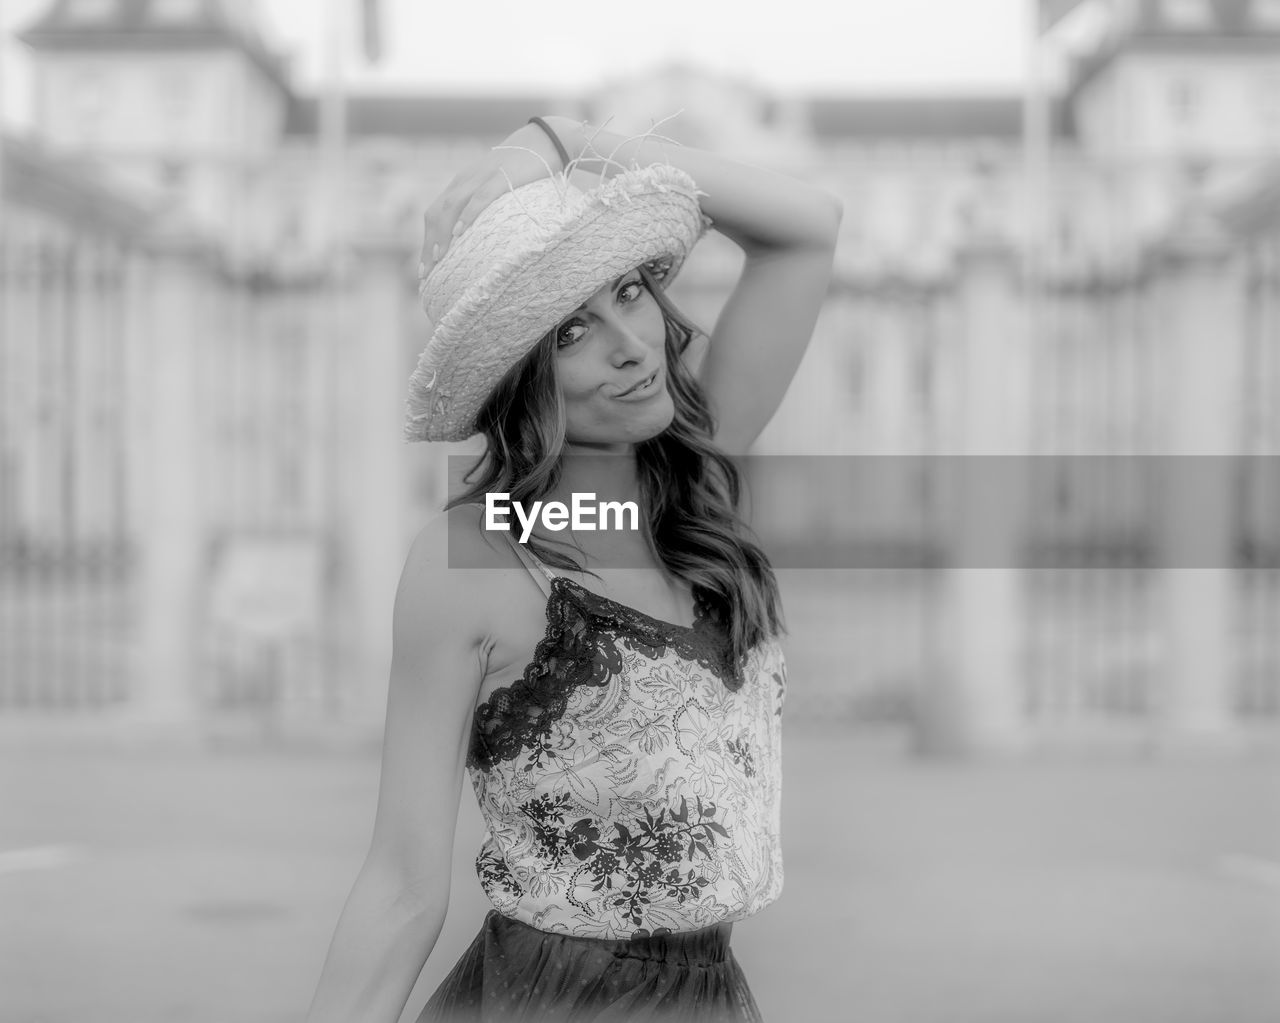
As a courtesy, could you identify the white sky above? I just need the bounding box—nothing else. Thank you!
[2,0,1044,129]
[257,0,1035,93]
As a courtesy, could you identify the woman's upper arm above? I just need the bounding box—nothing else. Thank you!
[362,509,488,907]
[697,202,842,456]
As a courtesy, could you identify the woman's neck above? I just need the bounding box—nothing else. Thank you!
[526,448,656,567]
[548,448,641,508]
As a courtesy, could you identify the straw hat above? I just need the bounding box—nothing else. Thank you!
[404,163,710,443]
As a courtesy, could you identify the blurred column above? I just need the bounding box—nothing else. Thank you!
[1146,220,1246,751]
[915,242,1032,758]
[128,234,217,725]
[331,240,412,734]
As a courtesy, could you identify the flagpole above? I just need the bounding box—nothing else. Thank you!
[1023,0,1049,297]
[1023,0,1052,463]
[320,0,348,269]
[319,0,348,705]
[0,0,9,245]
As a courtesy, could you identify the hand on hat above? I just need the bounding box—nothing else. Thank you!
[418,120,569,289]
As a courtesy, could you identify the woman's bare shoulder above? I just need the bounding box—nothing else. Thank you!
[413,502,515,564]
[397,504,517,643]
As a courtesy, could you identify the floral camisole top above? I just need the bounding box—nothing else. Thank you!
[465,533,786,940]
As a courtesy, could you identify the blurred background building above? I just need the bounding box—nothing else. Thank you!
[1,0,1278,754]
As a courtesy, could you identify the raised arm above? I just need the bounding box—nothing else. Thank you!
[305,509,488,1023]
[544,116,843,455]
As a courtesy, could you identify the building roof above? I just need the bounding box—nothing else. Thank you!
[1067,0,1280,98]
[807,96,1074,141]
[1,131,154,236]
[282,94,563,139]
[1128,0,1280,37]
[15,0,292,96]
[280,92,1073,143]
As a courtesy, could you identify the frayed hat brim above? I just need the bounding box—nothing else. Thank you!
[404,163,708,443]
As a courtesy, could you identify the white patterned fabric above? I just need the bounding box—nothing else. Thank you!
[465,542,786,940]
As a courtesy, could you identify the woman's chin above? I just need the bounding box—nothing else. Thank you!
[565,396,675,446]
[625,399,677,442]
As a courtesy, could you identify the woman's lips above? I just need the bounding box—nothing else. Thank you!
[614,367,662,400]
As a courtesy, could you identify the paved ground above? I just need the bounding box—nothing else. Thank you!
[1,725,1278,1023]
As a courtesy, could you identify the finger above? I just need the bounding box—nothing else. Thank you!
[423,160,494,260]
[420,214,441,262]
[422,189,455,232]
[452,177,507,243]
[423,199,452,245]
[418,225,442,285]
[434,193,475,257]
[419,247,448,292]
[420,198,461,276]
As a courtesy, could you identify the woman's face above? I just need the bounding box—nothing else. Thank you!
[552,266,674,451]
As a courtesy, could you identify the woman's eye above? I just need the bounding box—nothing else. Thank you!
[556,321,586,347]
[618,280,644,304]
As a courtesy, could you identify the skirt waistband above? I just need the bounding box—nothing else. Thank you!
[490,911,735,967]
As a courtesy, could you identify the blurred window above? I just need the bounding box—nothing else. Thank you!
[156,72,193,128]
[912,347,934,411]
[66,0,116,20]
[277,452,303,511]
[1169,78,1201,124]
[838,182,864,241]
[1056,210,1076,256]
[909,181,939,244]
[160,159,188,191]
[279,207,303,244]
[847,348,865,405]
[1160,0,1213,27]
[0,452,15,537]
[70,71,109,143]
[1254,0,1280,27]
[150,0,202,19]
[1260,74,1280,138]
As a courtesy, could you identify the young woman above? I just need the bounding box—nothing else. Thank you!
[305,114,841,1022]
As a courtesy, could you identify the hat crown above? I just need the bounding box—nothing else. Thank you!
[424,177,587,326]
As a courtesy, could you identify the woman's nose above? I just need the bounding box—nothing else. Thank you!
[606,321,653,364]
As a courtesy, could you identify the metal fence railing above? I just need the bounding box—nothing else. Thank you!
[0,207,140,711]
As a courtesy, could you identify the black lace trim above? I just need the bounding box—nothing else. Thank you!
[468,576,740,772]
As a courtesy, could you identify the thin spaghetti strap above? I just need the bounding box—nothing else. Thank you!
[502,531,557,599]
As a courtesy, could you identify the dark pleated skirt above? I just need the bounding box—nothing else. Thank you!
[418,911,764,1022]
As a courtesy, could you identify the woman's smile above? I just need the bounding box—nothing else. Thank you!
[613,366,663,401]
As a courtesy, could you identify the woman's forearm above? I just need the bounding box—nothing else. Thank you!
[545,115,842,255]
[305,866,449,1023]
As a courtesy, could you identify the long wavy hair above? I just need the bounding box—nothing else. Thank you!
[445,263,785,679]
